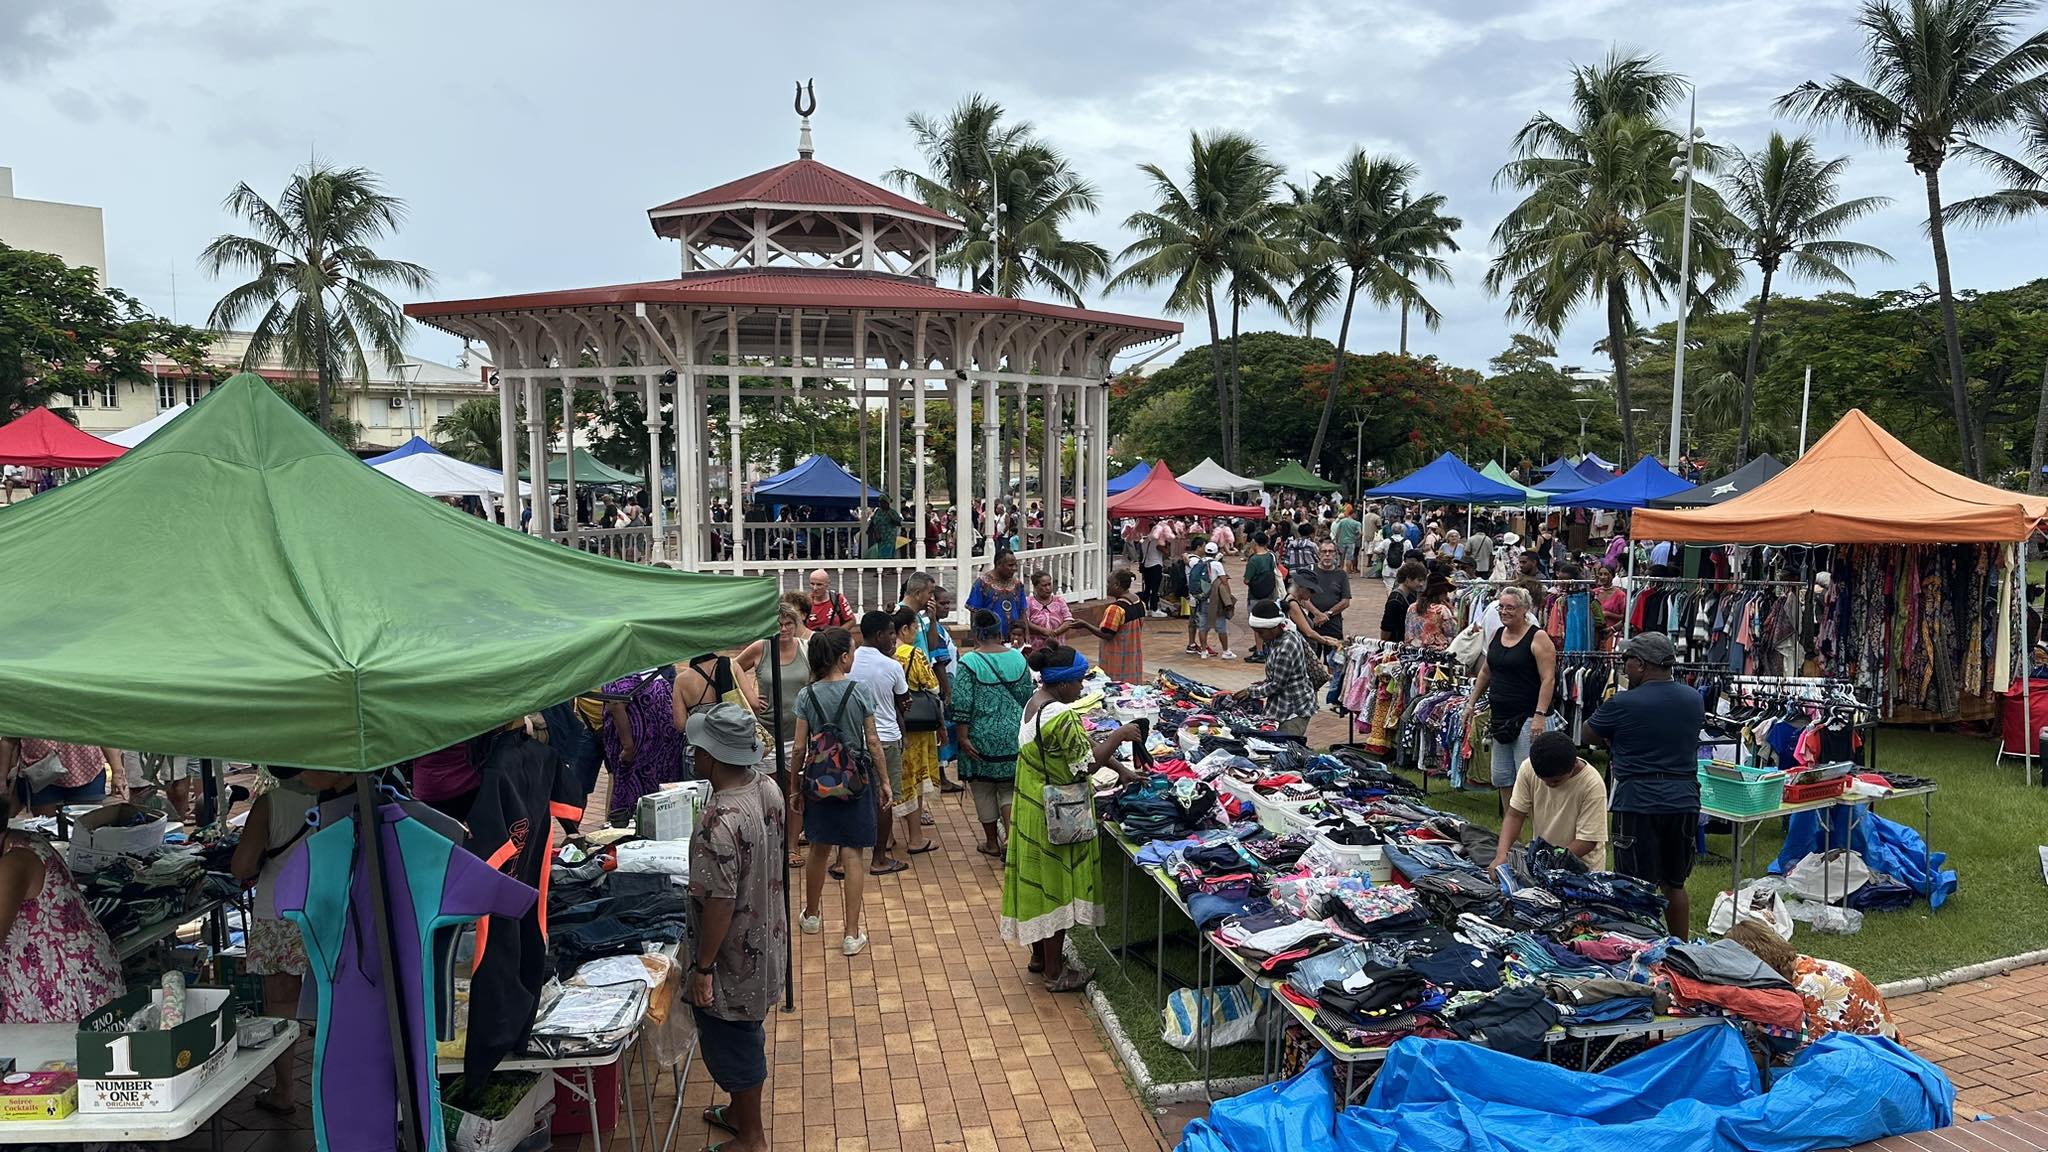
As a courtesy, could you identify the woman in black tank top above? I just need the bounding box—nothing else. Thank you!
[1471,585,1557,794]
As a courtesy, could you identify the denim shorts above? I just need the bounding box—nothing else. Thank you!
[1489,717,1534,788]
[693,1007,768,1093]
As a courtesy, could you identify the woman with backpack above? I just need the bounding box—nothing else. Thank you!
[791,628,893,958]
[1002,645,1150,991]
[948,610,1034,857]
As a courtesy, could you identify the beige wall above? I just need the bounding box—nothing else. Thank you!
[0,167,107,278]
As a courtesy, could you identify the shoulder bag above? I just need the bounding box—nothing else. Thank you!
[901,651,946,733]
[1036,706,1097,846]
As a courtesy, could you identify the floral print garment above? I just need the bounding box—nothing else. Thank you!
[687,774,787,1021]
[1794,955,1896,1041]
[0,834,124,1023]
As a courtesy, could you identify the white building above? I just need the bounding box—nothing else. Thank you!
[0,167,107,279]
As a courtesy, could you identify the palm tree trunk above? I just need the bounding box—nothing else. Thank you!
[1923,169,1980,477]
[1228,292,1245,471]
[1607,278,1635,462]
[315,306,333,434]
[1204,291,1231,468]
[1399,298,1410,357]
[1737,266,1775,467]
[2030,358,2048,496]
[1307,277,1360,466]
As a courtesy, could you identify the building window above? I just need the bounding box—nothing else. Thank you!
[71,381,118,407]
[101,381,120,408]
[184,380,208,406]
[435,398,455,420]
[366,399,389,428]
[158,379,179,411]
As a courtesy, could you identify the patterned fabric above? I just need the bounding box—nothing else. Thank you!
[949,648,1033,783]
[968,578,1028,639]
[0,833,124,1023]
[1001,703,1104,945]
[247,916,310,977]
[17,738,108,789]
[895,643,942,813]
[1255,629,1317,723]
[689,773,788,1021]
[1793,955,1895,1041]
[1097,597,1145,683]
[1025,594,1073,652]
[602,667,682,818]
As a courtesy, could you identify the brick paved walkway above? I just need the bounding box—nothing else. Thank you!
[1889,965,2048,1119]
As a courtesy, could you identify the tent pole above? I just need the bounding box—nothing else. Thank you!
[356,774,420,1152]
[1623,543,1635,646]
[772,635,793,1011]
[2024,537,2034,788]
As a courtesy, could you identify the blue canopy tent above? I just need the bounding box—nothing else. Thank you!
[1583,451,1618,471]
[1536,463,1596,494]
[1537,456,1574,476]
[363,436,437,466]
[1550,456,1697,510]
[1365,452,1527,504]
[1107,460,1194,496]
[751,453,883,507]
[1573,458,1615,483]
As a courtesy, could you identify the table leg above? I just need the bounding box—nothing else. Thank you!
[1923,793,1933,909]
[1154,882,1165,1008]
[586,1068,604,1152]
[1199,937,1212,1100]
[210,1113,225,1152]
[1119,851,1131,968]
[621,1050,639,1152]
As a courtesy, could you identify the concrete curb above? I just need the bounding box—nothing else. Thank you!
[1878,950,2048,999]
[1073,940,1264,1107]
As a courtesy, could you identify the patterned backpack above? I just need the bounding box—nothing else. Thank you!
[803,683,873,802]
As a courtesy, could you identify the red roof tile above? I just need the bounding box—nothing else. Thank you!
[648,159,961,229]
[406,269,1180,335]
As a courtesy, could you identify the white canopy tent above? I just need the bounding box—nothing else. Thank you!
[368,437,529,521]
[105,404,188,447]
[1178,457,1263,494]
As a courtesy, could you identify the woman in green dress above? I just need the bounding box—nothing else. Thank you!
[949,610,1034,858]
[1002,645,1149,991]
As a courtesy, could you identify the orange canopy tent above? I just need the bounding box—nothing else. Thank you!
[1632,409,2048,544]
[0,407,127,469]
[1108,460,1266,519]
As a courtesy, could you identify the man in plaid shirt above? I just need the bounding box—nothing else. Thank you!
[1238,600,1317,737]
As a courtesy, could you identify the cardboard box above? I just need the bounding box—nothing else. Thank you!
[444,1072,552,1152]
[0,1072,78,1121]
[68,804,169,871]
[636,781,709,841]
[75,985,238,1113]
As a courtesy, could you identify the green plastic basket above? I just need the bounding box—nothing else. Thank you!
[1697,766,1787,816]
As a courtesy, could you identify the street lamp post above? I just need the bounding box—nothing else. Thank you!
[1572,396,1599,454]
[1667,86,1706,468]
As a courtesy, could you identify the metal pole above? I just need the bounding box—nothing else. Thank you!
[773,636,793,1010]
[355,774,420,1152]
[1799,366,1813,457]
[2023,537,2034,788]
[1667,87,1698,468]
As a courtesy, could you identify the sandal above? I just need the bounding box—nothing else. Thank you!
[787,851,806,869]
[907,841,940,855]
[1045,965,1095,993]
[703,1105,737,1136]
[920,812,936,826]
[976,842,1003,858]
[869,858,909,876]
[828,866,846,881]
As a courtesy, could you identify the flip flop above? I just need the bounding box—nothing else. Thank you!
[868,858,909,876]
[702,1105,737,1136]
[920,813,937,826]
[907,841,939,855]
[828,866,847,881]
[976,843,1003,858]
[787,852,806,868]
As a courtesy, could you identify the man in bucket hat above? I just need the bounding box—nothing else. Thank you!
[1586,632,1703,937]
[685,703,786,1152]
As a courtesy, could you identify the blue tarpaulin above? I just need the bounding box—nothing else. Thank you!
[1176,1026,1952,1152]
[1769,810,1957,909]
[1551,456,1697,510]
[1365,453,1527,504]
[750,454,883,507]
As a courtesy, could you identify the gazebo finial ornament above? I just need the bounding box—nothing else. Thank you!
[794,79,816,159]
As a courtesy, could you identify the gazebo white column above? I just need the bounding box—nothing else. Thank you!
[911,315,929,563]
[643,372,666,561]
[497,373,518,528]
[980,375,999,558]
[952,368,973,611]
[726,312,744,575]
[524,376,547,536]
[560,378,578,548]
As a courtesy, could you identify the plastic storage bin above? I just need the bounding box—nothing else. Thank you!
[1697,761,1788,816]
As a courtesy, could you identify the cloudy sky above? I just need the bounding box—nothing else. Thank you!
[6,0,2045,375]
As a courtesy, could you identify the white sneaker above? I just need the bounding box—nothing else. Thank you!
[799,912,822,935]
[1219,650,1238,660]
[842,933,868,957]
[1148,609,1168,619]
[1196,648,1210,659]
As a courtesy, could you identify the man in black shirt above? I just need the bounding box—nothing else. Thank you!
[1586,632,1705,936]
[1379,560,1427,642]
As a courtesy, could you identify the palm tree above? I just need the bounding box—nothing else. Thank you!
[1109,131,1290,468]
[1291,150,1461,463]
[1487,52,1730,461]
[1777,0,2048,477]
[202,163,431,436]
[435,397,503,466]
[1719,133,1892,464]
[886,96,1110,303]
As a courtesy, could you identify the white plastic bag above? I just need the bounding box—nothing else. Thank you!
[1162,981,1263,1052]
[1784,849,1871,904]
[1708,883,1794,940]
[1811,905,1864,935]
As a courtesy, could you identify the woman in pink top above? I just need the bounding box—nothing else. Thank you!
[1,737,125,813]
[1024,571,1076,653]
[1595,564,1628,650]
[0,774,124,1023]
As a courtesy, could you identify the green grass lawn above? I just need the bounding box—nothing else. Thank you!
[1079,727,2048,1087]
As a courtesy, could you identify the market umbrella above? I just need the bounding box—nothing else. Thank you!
[0,407,127,468]
[1254,459,1342,493]
[1364,452,1526,503]
[105,403,190,448]
[1647,454,1786,508]
[0,374,777,769]
[518,448,641,485]
[1549,455,1697,510]
[1108,460,1267,518]
[1479,460,1551,505]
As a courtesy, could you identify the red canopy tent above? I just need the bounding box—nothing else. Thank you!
[0,408,127,468]
[1108,460,1266,519]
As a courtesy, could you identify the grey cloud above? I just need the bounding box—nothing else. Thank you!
[0,0,114,76]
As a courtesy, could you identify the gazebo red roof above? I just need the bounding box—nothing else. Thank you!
[0,407,127,468]
[647,158,962,232]
[407,268,1181,335]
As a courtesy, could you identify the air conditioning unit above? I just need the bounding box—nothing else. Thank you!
[388,396,407,409]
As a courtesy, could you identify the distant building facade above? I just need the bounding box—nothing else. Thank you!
[0,166,107,278]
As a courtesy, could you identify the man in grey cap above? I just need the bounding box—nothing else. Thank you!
[684,702,785,1152]
[1586,632,1704,936]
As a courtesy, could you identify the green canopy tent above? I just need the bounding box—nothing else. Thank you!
[0,374,778,1151]
[518,447,642,486]
[1255,459,1342,493]
[1479,460,1551,505]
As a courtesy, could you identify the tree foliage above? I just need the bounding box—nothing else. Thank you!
[0,243,212,420]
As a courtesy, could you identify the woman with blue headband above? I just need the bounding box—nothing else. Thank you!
[1000,645,1151,991]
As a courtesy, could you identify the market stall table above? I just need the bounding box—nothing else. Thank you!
[1703,784,1937,910]
[0,1021,298,1150]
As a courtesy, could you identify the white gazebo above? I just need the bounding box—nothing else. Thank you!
[406,102,1177,613]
